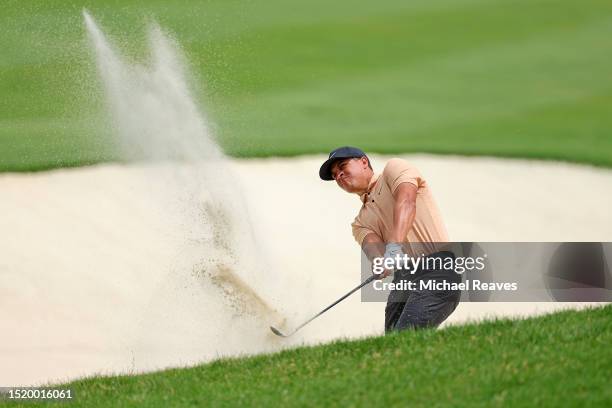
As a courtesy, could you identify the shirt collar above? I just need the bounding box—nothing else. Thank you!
[360,173,380,204]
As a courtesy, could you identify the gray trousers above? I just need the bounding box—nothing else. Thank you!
[385,251,461,333]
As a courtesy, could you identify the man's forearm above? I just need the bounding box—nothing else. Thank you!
[391,200,415,242]
[362,183,417,261]
[390,183,418,243]
[361,232,385,261]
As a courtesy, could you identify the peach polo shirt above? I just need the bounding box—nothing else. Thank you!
[351,158,449,256]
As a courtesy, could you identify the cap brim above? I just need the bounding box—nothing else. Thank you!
[319,157,339,181]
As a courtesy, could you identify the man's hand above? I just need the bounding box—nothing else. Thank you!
[372,242,404,280]
[383,242,403,262]
[362,235,407,279]
[373,268,394,280]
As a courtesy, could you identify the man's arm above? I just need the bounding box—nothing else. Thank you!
[358,182,418,255]
[361,232,392,279]
[361,232,385,261]
[389,182,418,243]
[374,183,417,278]
[358,182,418,279]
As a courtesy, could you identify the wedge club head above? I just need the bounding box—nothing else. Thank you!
[270,326,289,337]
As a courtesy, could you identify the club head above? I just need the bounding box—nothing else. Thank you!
[270,326,288,337]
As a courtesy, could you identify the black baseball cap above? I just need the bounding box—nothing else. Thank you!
[319,146,368,181]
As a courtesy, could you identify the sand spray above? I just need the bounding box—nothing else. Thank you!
[83,11,297,373]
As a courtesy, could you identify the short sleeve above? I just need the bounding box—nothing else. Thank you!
[351,218,375,246]
[382,158,424,193]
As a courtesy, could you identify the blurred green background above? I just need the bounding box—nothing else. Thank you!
[2,0,612,171]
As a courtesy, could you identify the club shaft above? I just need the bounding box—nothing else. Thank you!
[291,275,375,334]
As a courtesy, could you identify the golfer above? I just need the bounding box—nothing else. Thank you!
[319,146,461,332]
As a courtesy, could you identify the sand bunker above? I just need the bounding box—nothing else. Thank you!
[1,154,610,386]
[2,11,608,388]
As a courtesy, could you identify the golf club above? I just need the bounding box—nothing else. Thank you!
[270,275,376,337]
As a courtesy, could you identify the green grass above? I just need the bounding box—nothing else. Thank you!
[2,0,612,171]
[4,305,610,407]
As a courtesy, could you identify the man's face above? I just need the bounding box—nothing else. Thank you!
[330,157,371,193]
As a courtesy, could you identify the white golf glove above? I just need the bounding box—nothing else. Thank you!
[383,242,404,272]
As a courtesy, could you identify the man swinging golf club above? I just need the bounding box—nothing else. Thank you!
[319,146,461,332]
